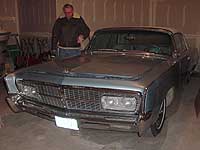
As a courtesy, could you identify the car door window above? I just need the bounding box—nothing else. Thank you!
[174,33,187,52]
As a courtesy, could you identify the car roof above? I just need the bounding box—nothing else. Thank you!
[95,26,179,35]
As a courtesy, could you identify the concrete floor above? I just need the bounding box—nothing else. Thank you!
[0,76,200,150]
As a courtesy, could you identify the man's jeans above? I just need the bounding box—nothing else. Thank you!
[57,46,81,59]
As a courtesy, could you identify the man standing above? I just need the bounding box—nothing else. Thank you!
[51,4,90,57]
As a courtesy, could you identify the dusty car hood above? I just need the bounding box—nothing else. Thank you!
[26,53,165,81]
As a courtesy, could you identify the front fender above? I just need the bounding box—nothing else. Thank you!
[139,66,177,135]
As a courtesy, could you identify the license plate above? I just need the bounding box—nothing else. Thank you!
[55,116,79,130]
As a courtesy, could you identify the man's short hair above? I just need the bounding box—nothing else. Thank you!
[63,4,74,10]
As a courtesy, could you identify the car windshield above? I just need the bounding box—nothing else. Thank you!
[88,30,173,56]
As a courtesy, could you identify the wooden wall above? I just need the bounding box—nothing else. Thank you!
[1,0,200,35]
[18,0,56,33]
[56,0,150,32]
[55,0,200,34]
[0,0,19,32]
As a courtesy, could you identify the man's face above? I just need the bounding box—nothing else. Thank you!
[63,7,73,19]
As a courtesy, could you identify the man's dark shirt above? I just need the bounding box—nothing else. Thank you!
[51,16,90,50]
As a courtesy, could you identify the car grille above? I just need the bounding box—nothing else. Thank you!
[17,80,65,108]
[17,80,139,112]
[64,87,102,111]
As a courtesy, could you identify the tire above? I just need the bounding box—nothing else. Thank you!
[150,98,166,137]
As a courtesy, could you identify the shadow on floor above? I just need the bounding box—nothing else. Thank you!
[79,120,168,150]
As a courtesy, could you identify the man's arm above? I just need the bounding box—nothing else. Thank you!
[78,17,90,39]
[51,19,61,51]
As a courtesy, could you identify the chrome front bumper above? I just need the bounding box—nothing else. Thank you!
[6,95,153,136]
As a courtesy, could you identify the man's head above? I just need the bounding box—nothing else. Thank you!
[63,4,74,19]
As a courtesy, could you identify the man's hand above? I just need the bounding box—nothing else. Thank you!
[77,35,84,44]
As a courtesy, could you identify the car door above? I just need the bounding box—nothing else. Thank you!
[173,33,190,80]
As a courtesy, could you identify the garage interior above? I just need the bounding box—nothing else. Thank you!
[0,0,200,150]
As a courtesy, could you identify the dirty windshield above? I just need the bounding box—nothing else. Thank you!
[89,30,173,56]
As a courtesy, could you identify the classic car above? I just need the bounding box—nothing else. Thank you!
[4,27,199,137]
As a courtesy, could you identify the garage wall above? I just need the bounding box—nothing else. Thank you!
[56,0,200,33]
[0,0,19,33]
[16,0,200,38]
[152,0,200,34]
[18,0,56,33]
[56,0,150,32]
[150,0,200,51]
[1,0,199,38]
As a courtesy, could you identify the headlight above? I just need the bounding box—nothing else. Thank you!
[18,84,40,99]
[101,95,138,111]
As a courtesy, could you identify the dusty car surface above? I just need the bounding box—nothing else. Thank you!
[4,27,199,136]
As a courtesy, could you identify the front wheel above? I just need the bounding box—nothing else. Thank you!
[150,98,166,137]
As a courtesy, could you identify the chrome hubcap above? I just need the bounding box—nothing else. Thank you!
[156,99,166,130]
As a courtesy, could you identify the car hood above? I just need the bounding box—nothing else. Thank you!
[23,54,165,81]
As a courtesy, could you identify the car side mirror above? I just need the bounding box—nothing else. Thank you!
[173,50,181,58]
